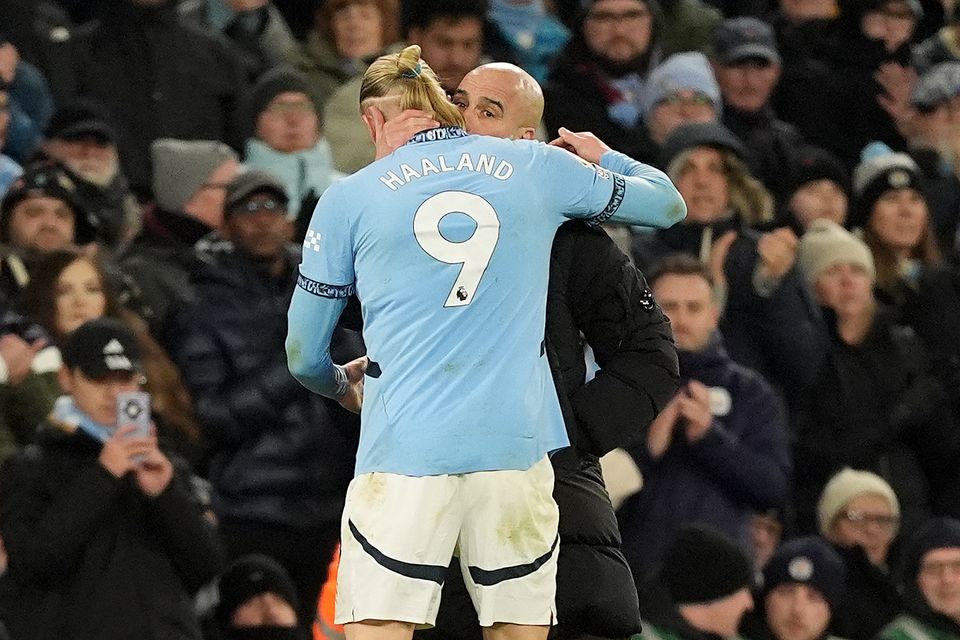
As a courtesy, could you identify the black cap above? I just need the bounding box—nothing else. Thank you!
[0,163,97,244]
[224,170,289,215]
[216,554,300,626]
[660,122,747,169]
[761,536,846,612]
[787,146,850,196]
[44,98,116,144]
[712,17,780,66]
[659,525,753,605]
[61,318,143,380]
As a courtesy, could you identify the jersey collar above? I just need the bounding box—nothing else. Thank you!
[404,126,468,146]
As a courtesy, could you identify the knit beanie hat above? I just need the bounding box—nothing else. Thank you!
[786,146,850,198]
[761,536,846,612]
[797,219,875,289]
[660,121,747,170]
[641,52,721,120]
[0,162,97,244]
[216,554,299,627]
[899,518,960,585]
[817,468,900,536]
[151,139,238,213]
[911,62,960,111]
[243,66,313,136]
[659,525,754,605]
[850,141,923,231]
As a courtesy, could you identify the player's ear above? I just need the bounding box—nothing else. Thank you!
[361,110,378,143]
[517,127,537,141]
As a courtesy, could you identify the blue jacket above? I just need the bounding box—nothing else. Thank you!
[167,237,360,529]
[619,334,791,581]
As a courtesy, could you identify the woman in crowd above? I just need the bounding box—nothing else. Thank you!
[7,248,201,464]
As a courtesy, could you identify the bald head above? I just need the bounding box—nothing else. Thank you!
[453,63,544,139]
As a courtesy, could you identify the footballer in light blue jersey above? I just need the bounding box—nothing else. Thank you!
[287,125,685,477]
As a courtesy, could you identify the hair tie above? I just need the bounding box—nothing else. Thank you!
[401,62,422,79]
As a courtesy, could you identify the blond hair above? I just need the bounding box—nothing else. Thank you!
[359,44,464,128]
[668,148,774,226]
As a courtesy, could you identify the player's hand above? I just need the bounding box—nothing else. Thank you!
[679,380,713,442]
[549,127,611,164]
[647,393,681,459]
[0,334,46,385]
[382,109,439,149]
[757,227,799,281]
[98,425,153,479]
[337,356,369,414]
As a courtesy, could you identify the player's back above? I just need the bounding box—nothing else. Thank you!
[329,129,573,476]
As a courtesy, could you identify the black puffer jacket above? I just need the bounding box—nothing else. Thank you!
[167,237,360,530]
[416,221,679,640]
[0,422,222,640]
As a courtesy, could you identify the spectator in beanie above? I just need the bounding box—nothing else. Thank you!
[543,0,665,163]
[177,0,298,78]
[0,318,223,640]
[849,142,960,411]
[120,139,238,340]
[167,170,361,631]
[639,525,755,640]
[241,67,340,233]
[879,518,960,640]
[902,62,960,254]
[779,146,850,234]
[612,254,791,583]
[741,537,846,640]
[816,469,903,640]
[39,99,141,252]
[41,0,248,195]
[634,122,827,393]
[793,224,960,535]
[0,163,97,300]
[215,554,306,640]
[711,17,806,204]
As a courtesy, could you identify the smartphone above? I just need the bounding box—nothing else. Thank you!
[116,391,151,438]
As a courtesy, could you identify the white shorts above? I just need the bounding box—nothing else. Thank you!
[335,455,559,628]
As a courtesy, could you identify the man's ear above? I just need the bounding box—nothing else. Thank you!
[518,127,537,140]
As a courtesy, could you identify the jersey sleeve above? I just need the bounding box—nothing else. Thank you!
[536,144,686,229]
[285,185,354,398]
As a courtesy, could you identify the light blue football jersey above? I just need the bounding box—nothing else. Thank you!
[289,126,685,476]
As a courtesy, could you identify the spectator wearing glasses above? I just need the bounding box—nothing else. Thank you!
[167,170,361,634]
[879,518,960,640]
[817,468,902,640]
[120,139,238,341]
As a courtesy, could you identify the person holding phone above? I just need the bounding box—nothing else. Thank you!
[0,317,223,640]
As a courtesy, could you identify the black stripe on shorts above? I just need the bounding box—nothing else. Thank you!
[348,519,448,584]
[467,534,560,587]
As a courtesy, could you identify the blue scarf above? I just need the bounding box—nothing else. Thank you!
[488,0,569,84]
[243,138,340,220]
[50,395,113,443]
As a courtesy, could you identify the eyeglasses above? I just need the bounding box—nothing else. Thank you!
[586,8,652,24]
[920,559,960,577]
[231,198,285,215]
[656,93,716,108]
[839,509,899,529]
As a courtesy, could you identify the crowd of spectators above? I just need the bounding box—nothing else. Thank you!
[2,0,960,638]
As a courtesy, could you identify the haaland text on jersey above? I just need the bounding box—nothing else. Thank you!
[378,152,517,191]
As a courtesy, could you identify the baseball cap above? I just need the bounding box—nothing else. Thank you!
[224,169,289,215]
[712,17,781,66]
[61,318,143,380]
[45,99,116,144]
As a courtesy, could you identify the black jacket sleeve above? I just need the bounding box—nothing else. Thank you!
[550,222,680,456]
